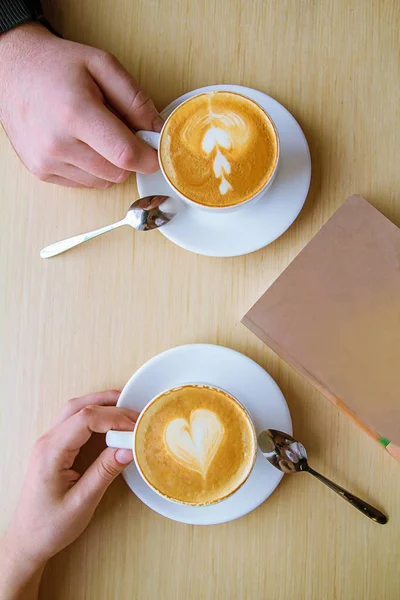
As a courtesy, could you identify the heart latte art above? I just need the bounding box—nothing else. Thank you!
[165,409,224,477]
[160,92,278,208]
[134,385,256,505]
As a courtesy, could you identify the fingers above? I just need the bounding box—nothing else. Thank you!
[87,52,164,133]
[77,103,159,174]
[71,446,133,506]
[66,141,130,183]
[51,163,115,188]
[46,405,138,470]
[41,175,90,188]
[51,390,122,427]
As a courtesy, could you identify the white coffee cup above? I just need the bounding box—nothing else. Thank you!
[106,383,257,506]
[136,92,280,213]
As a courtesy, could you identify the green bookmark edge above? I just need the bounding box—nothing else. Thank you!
[378,437,391,447]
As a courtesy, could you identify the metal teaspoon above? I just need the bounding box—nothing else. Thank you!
[258,429,388,524]
[40,195,177,258]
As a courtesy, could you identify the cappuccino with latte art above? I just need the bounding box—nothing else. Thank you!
[160,92,278,208]
[134,385,256,505]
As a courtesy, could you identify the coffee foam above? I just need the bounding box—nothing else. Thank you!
[135,385,256,505]
[160,92,278,207]
[165,408,224,478]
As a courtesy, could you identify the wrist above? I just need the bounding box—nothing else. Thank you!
[0,21,50,44]
[0,22,52,112]
[0,532,46,600]
[0,22,52,69]
[1,529,48,576]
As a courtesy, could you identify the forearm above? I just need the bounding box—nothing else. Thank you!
[0,533,46,600]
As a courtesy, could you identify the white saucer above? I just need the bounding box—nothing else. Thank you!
[137,84,311,257]
[117,344,292,525]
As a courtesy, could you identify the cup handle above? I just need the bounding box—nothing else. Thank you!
[136,130,160,150]
[106,430,133,449]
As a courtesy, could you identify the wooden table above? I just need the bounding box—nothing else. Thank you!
[1,1,399,598]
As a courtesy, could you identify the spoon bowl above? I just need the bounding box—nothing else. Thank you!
[258,429,309,473]
[124,195,178,231]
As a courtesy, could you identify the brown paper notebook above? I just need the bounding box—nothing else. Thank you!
[242,195,400,461]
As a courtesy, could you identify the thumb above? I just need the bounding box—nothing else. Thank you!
[88,52,164,133]
[75,447,133,505]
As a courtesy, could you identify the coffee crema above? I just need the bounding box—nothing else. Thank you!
[134,385,256,505]
[160,92,278,208]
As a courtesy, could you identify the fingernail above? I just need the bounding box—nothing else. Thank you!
[152,116,164,133]
[115,449,133,465]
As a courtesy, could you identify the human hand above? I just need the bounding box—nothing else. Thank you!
[0,391,138,599]
[0,23,162,188]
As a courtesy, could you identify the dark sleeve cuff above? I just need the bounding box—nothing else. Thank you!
[0,1,44,34]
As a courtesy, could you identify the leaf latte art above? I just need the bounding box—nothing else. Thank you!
[165,409,224,477]
[134,385,257,505]
[160,92,278,208]
[184,111,249,195]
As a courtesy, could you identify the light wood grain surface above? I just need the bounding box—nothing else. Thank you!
[1,1,399,599]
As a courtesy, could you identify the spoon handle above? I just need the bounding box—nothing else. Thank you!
[40,219,126,258]
[307,467,387,524]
